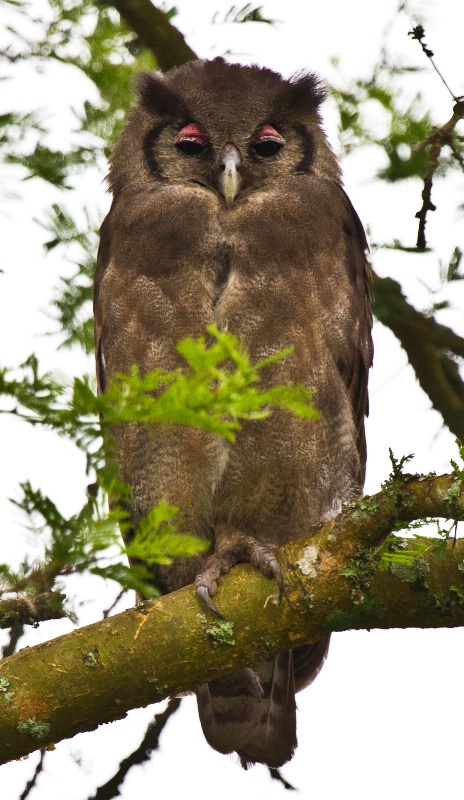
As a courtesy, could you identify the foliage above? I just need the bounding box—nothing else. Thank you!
[0,325,316,601]
[212,4,275,25]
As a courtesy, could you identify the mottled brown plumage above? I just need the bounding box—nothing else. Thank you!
[94,57,373,768]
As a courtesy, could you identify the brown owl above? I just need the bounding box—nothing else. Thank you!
[94,58,373,768]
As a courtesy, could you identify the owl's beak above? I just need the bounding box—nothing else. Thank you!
[219,143,242,206]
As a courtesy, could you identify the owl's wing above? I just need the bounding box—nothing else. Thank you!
[335,185,373,481]
[93,207,113,395]
[287,183,371,699]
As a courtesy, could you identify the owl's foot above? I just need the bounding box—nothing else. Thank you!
[195,525,283,615]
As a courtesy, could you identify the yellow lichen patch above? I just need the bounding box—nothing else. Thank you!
[297,545,319,577]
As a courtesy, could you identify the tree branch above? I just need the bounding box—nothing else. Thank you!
[413,100,464,249]
[110,0,197,70]
[372,271,464,440]
[0,473,462,765]
[19,749,46,800]
[0,592,67,629]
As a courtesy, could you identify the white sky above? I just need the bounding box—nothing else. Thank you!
[1,1,464,798]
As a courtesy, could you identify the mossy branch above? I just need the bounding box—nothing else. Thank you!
[0,592,67,629]
[0,473,462,765]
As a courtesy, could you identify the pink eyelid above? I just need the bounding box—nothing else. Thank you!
[255,125,283,141]
[176,123,209,144]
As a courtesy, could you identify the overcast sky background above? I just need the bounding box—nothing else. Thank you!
[1,1,464,798]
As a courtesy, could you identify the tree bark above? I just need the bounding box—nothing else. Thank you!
[111,0,197,71]
[0,472,462,765]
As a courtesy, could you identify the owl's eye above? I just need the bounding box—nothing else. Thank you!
[252,125,285,158]
[175,123,209,156]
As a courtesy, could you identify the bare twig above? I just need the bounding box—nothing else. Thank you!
[102,589,129,620]
[19,750,46,800]
[89,699,182,800]
[407,25,464,246]
[408,24,458,100]
[413,100,464,249]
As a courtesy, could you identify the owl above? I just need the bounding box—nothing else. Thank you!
[94,58,372,768]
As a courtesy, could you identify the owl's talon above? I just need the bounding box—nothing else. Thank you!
[196,584,224,617]
[264,556,283,590]
[248,547,283,595]
[195,530,284,616]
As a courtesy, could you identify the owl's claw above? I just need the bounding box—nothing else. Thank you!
[258,551,283,593]
[196,583,224,617]
[195,557,229,616]
[195,528,283,614]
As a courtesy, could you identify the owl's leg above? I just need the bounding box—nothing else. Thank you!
[195,524,283,614]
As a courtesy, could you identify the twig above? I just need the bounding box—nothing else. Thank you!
[407,25,464,246]
[19,750,46,800]
[88,698,182,799]
[103,589,128,619]
[413,101,464,248]
[408,24,457,100]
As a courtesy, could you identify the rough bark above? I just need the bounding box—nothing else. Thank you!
[111,0,197,70]
[0,473,462,765]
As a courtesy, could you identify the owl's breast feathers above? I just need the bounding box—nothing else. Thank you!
[95,171,371,534]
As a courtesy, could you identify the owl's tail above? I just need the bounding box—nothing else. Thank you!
[236,651,297,768]
[195,667,265,756]
[196,639,329,768]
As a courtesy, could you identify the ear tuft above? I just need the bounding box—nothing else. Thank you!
[136,72,187,118]
[274,72,327,121]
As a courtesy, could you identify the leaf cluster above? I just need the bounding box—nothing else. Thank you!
[329,58,435,181]
[0,327,317,603]
[212,4,275,25]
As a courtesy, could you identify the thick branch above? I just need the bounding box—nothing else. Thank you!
[372,271,464,441]
[111,0,197,71]
[0,473,463,765]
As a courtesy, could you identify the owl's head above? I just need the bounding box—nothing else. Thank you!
[109,58,340,203]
